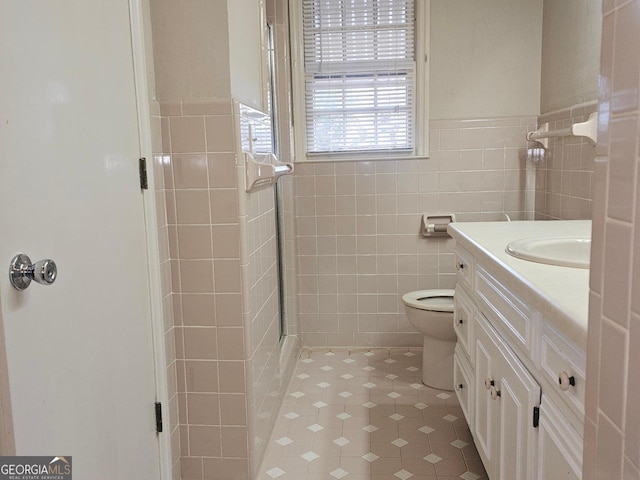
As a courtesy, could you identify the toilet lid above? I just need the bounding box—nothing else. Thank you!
[402,289,455,312]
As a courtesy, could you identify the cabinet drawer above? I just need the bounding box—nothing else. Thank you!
[454,286,475,361]
[475,265,533,354]
[540,322,586,417]
[454,345,474,427]
[455,245,475,290]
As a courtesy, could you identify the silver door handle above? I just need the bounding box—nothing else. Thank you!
[9,253,57,290]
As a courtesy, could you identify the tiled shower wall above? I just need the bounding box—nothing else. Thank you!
[153,98,296,480]
[237,104,298,476]
[159,98,249,480]
[584,1,640,478]
[294,115,537,348]
[534,102,597,220]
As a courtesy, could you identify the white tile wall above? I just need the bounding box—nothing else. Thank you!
[157,97,298,480]
[584,1,640,478]
[237,103,299,478]
[294,116,537,348]
[534,102,597,220]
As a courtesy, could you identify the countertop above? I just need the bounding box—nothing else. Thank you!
[448,220,591,350]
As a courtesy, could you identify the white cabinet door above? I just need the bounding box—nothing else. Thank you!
[495,336,541,480]
[454,345,474,426]
[536,396,582,480]
[474,312,501,477]
[474,313,540,480]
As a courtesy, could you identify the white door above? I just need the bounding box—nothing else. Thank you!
[0,1,161,479]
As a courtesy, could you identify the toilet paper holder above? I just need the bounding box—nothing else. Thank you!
[420,214,456,237]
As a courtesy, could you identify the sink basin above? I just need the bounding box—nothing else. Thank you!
[506,236,591,269]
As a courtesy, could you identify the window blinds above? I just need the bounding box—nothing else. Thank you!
[302,0,415,154]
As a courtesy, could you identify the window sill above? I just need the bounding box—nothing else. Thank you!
[297,152,431,163]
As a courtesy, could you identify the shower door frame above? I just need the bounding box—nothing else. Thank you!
[266,20,288,342]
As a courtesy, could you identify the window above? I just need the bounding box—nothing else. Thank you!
[291,0,428,160]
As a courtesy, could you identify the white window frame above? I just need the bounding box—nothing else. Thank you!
[289,0,430,162]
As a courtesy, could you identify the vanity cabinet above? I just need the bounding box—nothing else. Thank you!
[453,244,584,480]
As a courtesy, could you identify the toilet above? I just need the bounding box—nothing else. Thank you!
[401,289,456,390]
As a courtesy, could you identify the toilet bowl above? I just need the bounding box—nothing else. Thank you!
[402,289,456,390]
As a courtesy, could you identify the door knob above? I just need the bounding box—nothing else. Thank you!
[9,253,57,290]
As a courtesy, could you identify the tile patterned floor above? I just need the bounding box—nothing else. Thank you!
[257,348,488,480]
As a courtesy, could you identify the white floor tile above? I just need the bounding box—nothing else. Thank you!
[329,468,348,479]
[258,349,487,480]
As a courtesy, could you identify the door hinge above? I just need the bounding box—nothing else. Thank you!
[155,402,163,433]
[533,406,540,428]
[139,157,148,190]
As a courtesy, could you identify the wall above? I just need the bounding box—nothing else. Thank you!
[533,0,601,220]
[228,0,267,111]
[584,1,640,478]
[154,97,296,480]
[149,0,268,108]
[293,0,541,348]
[534,102,597,220]
[150,0,231,100]
[429,0,542,119]
[236,104,298,476]
[157,99,250,480]
[295,115,537,347]
[149,1,298,477]
[540,0,602,114]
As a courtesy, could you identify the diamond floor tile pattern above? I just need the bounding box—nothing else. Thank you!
[257,348,488,480]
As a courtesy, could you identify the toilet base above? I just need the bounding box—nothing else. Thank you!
[421,336,455,391]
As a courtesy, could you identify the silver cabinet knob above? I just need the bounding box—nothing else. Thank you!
[9,253,57,290]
